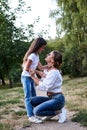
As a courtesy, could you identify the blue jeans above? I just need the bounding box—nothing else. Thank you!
[21,76,36,117]
[31,94,65,116]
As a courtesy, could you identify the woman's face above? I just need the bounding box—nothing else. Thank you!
[45,51,54,63]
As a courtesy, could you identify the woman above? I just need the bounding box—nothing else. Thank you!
[30,50,66,123]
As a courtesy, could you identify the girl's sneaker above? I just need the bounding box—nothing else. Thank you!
[28,116,42,123]
[58,108,66,123]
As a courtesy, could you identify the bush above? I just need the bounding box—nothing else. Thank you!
[62,42,87,77]
[10,68,22,82]
[72,110,87,126]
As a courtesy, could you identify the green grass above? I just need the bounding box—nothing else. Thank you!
[71,110,87,126]
[14,110,27,116]
[0,123,14,130]
[0,76,87,128]
[63,76,87,126]
[22,120,31,128]
[0,99,20,106]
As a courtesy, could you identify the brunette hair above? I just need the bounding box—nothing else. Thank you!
[53,50,62,69]
[23,37,47,63]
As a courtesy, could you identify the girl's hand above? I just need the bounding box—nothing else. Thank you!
[30,70,36,76]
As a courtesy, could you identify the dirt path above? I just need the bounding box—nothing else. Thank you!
[15,109,87,130]
[17,113,87,130]
[19,122,86,130]
[16,90,87,130]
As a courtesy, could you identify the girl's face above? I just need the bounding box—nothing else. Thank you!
[38,45,46,53]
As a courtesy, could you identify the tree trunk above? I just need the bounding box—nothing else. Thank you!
[0,73,6,85]
[3,57,13,88]
[8,75,13,88]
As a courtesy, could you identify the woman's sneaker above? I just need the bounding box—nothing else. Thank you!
[28,116,42,123]
[58,108,66,123]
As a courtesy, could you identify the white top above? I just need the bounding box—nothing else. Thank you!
[21,53,39,77]
[37,69,62,93]
[40,69,48,81]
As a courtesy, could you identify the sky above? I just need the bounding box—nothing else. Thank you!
[9,0,57,39]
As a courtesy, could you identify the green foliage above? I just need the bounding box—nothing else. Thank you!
[50,0,87,77]
[62,42,87,77]
[48,38,65,53]
[10,68,22,82]
[0,1,37,87]
[47,38,87,77]
[72,110,87,126]
[51,0,87,43]
[62,48,71,74]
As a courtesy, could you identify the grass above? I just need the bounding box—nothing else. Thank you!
[63,76,87,111]
[62,76,87,126]
[0,123,14,130]
[0,76,87,129]
[71,110,87,127]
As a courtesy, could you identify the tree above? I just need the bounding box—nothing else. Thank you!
[0,0,33,87]
[49,0,87,77]
[50,0,87,43]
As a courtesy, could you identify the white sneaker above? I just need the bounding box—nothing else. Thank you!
[28,116,42,123]
[58,108,66,123]
[42,116,54,121]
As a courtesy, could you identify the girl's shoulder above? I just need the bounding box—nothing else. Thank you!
[28,53,39,59]
[29,53,35,56]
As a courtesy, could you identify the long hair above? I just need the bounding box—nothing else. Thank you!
[23,37,47,63]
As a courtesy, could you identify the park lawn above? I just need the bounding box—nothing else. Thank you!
[0,75,87,129]
[62,76,87,126]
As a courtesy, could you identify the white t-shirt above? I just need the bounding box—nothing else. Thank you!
[21,53,39,77]
[37,69,62,93]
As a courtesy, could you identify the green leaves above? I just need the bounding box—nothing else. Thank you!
[51,0,87,42]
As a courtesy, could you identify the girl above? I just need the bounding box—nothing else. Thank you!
[21,37,47,123]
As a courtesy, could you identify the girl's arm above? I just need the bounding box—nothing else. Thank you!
[31,75,40,85]
[38,61,48,70]
[25,59,32,72]
[35,70,46,78]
